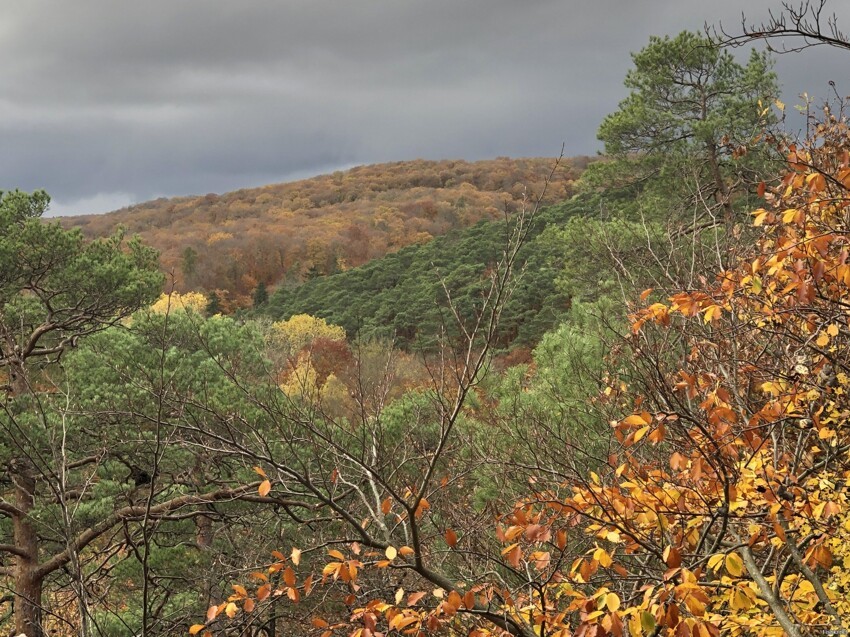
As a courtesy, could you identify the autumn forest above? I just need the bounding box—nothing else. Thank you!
[3,6,850,637]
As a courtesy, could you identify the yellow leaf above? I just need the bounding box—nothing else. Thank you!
[729,587,753,611]
[385,546,398,560]
[225,602,238,618]
[817,332,830,347]
[594,547,613,568]
[328,549,345,560]
[291,547,302,566]
[703,305,722,324]
[621,414,650,427]
[725,552,744,577]
[707,554,725,571]
[752,209,769,226]
[605,592,621,612]
[828,323,840,337]
[633,425,649,443]
[775,99,785,111]
[395,587,405,605]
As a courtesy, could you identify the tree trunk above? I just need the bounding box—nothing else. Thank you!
[12,468,43,637]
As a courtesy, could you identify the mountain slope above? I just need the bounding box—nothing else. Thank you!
[61,157,590,305]
[261,198,588,351]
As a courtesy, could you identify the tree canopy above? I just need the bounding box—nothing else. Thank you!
[5,24,850,637]
[589,31,777,224]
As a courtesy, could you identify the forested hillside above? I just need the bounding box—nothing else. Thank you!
[261,198,582,352]
[61,158,587,306]
[4,20,850,637]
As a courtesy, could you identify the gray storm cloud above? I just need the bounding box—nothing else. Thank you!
[1,0,847,214]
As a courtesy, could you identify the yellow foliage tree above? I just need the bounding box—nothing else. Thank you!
[149,291,208,314]
[270,314,346,355]
[279,352,321,400]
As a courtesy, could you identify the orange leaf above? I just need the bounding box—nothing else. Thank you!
[258,480,271,497]
[414,497,430,518]
[556,529,567,550]
[407,591,427,606]
[463,590,475,609]
[243,598,255,613]
[445,529,458,548]
[232,584,247,598]
[189,625,206,635]
[312,617,330,629]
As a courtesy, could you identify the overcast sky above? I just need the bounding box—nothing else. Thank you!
[1,1,848,216]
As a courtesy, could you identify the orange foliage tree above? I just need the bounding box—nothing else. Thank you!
[61,158,584,303]
[193,117,850,637]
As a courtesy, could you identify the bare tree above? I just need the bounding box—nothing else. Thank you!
[714,1,850,54]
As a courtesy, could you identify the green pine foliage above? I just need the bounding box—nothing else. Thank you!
[262,199,589,350]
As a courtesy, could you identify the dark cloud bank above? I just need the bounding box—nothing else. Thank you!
[0,1,847,215]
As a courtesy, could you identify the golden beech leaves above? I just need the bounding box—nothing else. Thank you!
[196,115,850,637]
